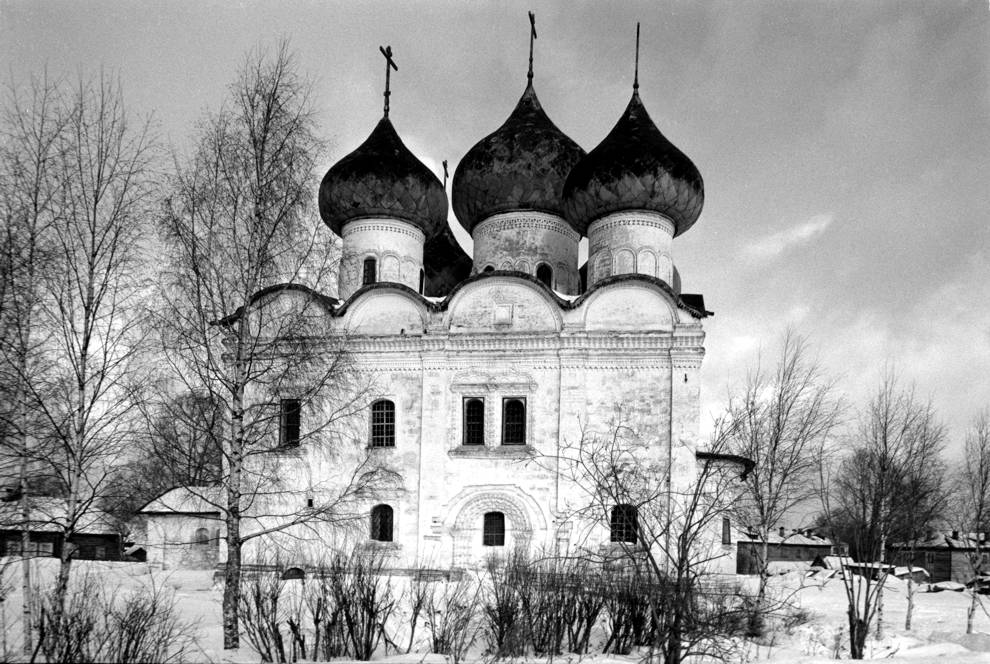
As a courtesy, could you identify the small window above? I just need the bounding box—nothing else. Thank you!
[610,504,638,544]
[419,268,426,294]
[371,504,394,542]
[536,263,553,288]
[193,527,210,545]
[722,517,731,545]
[363,257,377,285]
[463,398,485,445]
[282,567,305,580]
[94,546,107,560]
[280,399,301,447]
[370,400,395,447]
[502,398,526,445]
[482,265,495,273]
[483,511,505,546]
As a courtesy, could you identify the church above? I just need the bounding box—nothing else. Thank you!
[143,24,746,573]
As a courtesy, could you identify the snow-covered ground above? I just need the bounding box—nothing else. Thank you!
[2,559,990,662]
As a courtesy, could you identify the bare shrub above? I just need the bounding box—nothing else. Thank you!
[239,570,288,663]
[426,572,482,664]
[481,554,524,657]
[35,574,198,664]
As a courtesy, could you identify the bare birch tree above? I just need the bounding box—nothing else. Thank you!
[820,370,946,659]
[29,73,157,612]
[957,409,990,634]
[155,42,393,650]
[726,330,841,634]
[0,71,68,656]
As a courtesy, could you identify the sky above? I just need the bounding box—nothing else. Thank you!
[2,0,988,453]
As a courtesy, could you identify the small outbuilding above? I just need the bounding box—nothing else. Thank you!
[889,531,989,583]
[0,499,121,560]
[140,486,223,570]
[736,527,835,575]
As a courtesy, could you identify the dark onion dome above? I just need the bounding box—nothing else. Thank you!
[562,91,703,237]
[452,83,585,234]
[319,117,448,238]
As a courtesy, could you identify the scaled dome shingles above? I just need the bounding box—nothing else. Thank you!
[452,83,586,234]
[320,117,448,238]
[563,92,704,237]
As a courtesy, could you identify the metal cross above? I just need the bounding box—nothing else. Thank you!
[633,22,640,91]
[380,45,398,117]
[527,12,537,82]
[442,160,449,189]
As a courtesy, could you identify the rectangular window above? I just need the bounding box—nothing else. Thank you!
[483,512,505,546]
[721,517,731,545]
[463,398,485,445]
[370,400,396,447]
[280,399,301,447]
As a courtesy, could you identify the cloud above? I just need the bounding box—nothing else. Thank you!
[744,214,834,261]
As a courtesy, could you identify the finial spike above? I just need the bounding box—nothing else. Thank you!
[379,45,398,117]
[528,12,537,83]
[634,23,640,91]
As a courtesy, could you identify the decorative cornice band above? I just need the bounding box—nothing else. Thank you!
[588,211,675,238]
[343,218,425,242]
[474,212,579,243]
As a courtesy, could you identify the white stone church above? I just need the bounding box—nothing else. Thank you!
[143,38,747,573]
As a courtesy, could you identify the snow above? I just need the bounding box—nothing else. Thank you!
[3,559,990,662]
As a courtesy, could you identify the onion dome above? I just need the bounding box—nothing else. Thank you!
[562,91,704,236]
[319,117,448,238]
[452,82,585,234]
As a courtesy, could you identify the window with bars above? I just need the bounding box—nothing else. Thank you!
[502,398,526,445]
[370,400,395,447]
[363,257,377,285]
[463,398,485,445]
[483,511,505,546]
[610,504,639,544]
[536,263,553,288]
[280,399,301,447]
[370,504,394,542]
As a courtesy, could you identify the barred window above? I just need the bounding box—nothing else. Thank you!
[463,398,485,445]
[610,504,638,544]
[536,263,553,288]
[280,399,301,447]
[370,400,395,447]
[483,511,505,546]
[370,504,394,542]
[502,398,526,445]
[363,257,377,285]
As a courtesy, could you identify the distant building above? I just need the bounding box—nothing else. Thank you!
[890,531,989,583]
[140,487,222,570]
[735,527,835,574]
[0,498,121,561]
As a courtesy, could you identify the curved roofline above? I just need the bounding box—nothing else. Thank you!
[213,283,340,326]
[695,451,755,479]
[218,272,709,324]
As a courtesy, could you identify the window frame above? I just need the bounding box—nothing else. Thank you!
[362,256,377,285]
[370,399,396,448]
[462,397,485,446]
[483,511,505,547]
[535,262,553,288]
[610,504,639,544]
[370,504,394,542]
[279,398,301,447]
[501,397,527,445]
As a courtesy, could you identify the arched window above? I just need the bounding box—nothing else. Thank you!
[362,257,377,285]
[193,527,210,546]
[463,398,485,445]
[370,400,395,447]
[370,505,393,542]
[502,398,526,445]
[610,505,638,544]
[282,567,305,580]
[536,263,553,288]
[482,265,495,273]
[483,511,505,546]
[419,268,425,294]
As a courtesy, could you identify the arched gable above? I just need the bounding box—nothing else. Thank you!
[580,281,676,331]
[443,276,563,333]
[343,288,428,335]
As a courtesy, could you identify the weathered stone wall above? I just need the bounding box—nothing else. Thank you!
[145,514,221,570]
[587,211,675,287]
[471,212,580,294]
[338,218,425,298]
